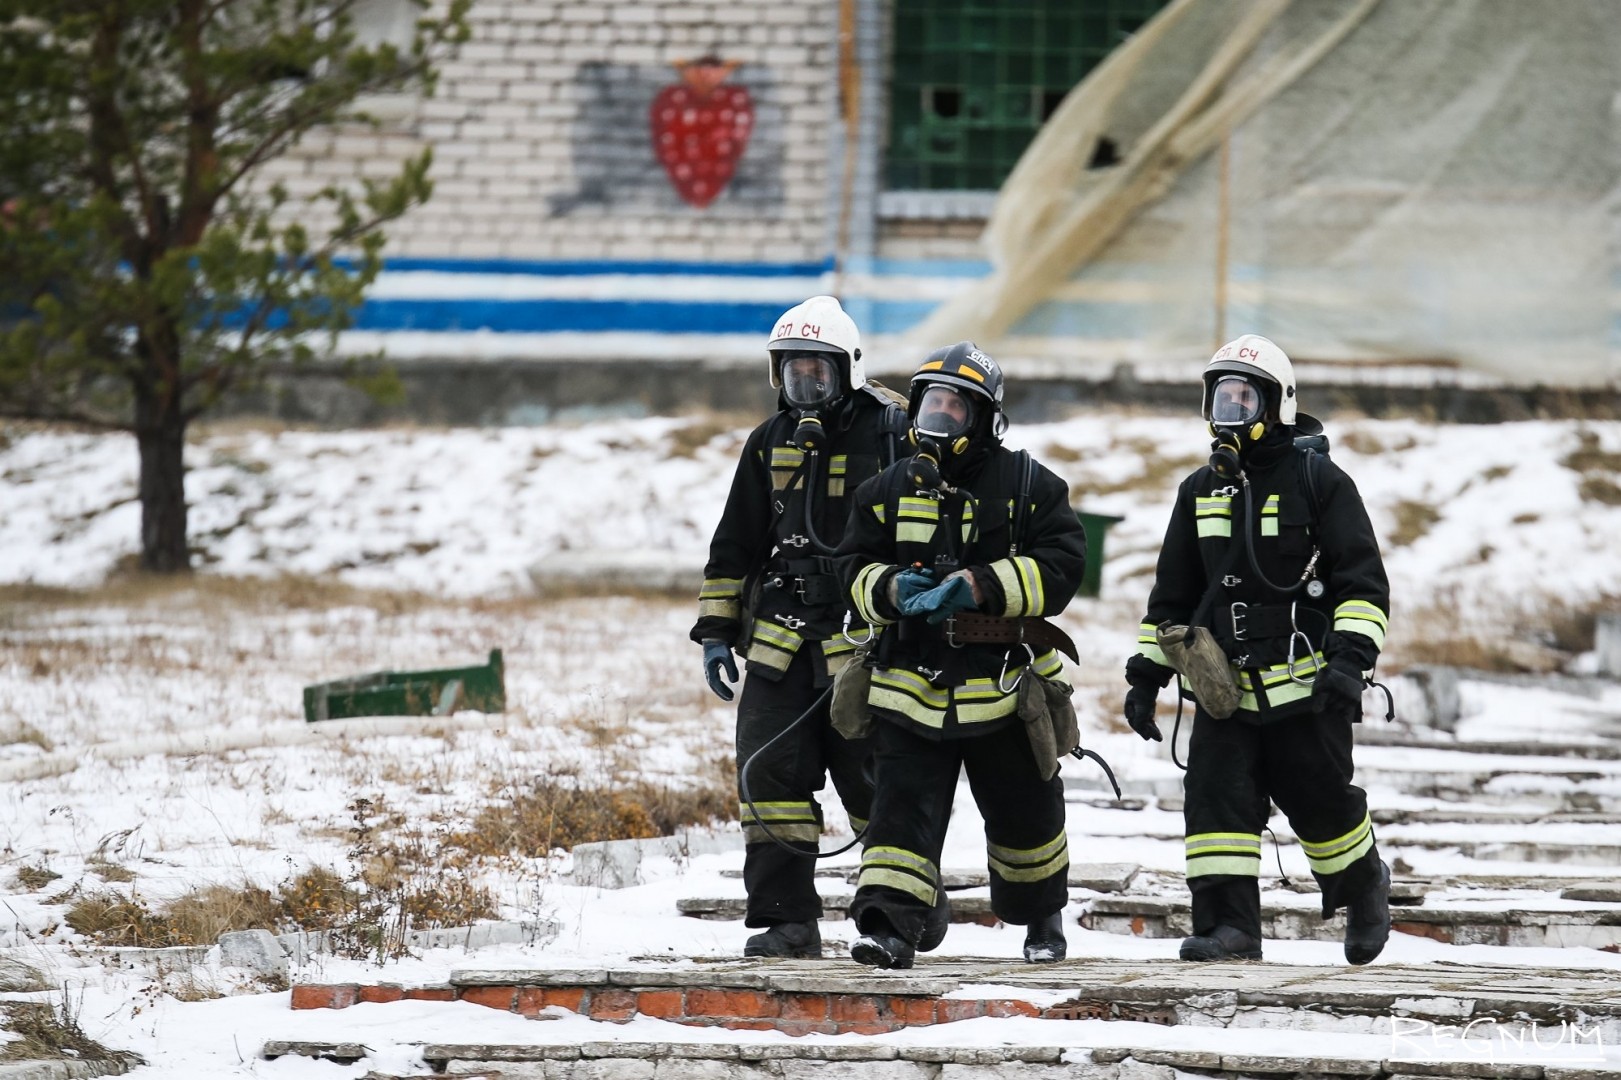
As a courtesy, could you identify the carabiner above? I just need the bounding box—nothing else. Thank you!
[1286,602,1323,685]
[841,608,874,647]
[998,643,1037,693]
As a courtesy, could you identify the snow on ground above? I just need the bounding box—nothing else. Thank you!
[1,410,1620,1075]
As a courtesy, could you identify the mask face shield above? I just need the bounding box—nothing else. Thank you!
[913,384,977,440]
[780,353,841,409]
[1209,375,1265,429]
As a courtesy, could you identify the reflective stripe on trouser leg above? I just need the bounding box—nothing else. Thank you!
[1298,813,1374,877]
[848,719,961,945]
[737,650,828,927]
[1185,832,1263,879]
[1182,707,1268,937]
[740,800,821,845]
[857,845,938,906]
[964,722,1071,925]
[987,829,1070,884]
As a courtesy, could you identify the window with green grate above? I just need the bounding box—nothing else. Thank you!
[887,0,1170,191]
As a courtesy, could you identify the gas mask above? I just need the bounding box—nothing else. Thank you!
[1206,375,1268,479]
[781,353,842,452]
[906,385,979,490]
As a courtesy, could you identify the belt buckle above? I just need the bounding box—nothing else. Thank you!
[1230,601,1249,641]
[944,614,961,648]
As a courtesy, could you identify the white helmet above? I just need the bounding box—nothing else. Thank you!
[766,295,865,393]
[1203,334,1298,426]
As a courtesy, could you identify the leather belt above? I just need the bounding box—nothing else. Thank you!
[942,613,1078,663]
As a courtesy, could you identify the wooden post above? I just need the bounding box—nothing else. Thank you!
[1213,130,1231,349]
[832,0,860,297]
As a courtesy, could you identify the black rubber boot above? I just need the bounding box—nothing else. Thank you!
[851,912,916,970]
[1022,911,1067,963]
[1343,859,1391,966]
[918,876,951,953]
[1179,924,1263,961]
[744,920,823,959]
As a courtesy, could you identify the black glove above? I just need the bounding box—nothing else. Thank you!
[702,640,739,702]
[1311,659,1365,723]
[1122,654,1174,742]
[1123,683,1163,742]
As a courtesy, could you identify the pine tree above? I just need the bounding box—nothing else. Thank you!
[0,1,469,572]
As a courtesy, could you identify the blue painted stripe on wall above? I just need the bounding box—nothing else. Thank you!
[349,295,1166,337]
[354,298,789,334]
[349,256,835,278]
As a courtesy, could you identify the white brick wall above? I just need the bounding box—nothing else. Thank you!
[262,0,844,263]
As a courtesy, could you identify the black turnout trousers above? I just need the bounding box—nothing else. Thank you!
[849,717,1068,946]
[1183,705,1384,937]
[737,648,873,927]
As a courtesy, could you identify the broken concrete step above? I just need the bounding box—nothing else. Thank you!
[715,863,1140,892]
[678,892,998,924]
[409,1039,1621,1079]
[295,955,1621,1069]
[1374,806,1621,825]
[260,1042,367,1065]
[1082,894,1621,949]
[1356,729,1621,760]
[1379,832,1621,866]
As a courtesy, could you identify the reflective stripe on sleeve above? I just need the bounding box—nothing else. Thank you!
[698,576,744,620]
[852,563,893,626]
[990,555,1044,618]
[1333,599,1389,650]
[1136,622,1171,667]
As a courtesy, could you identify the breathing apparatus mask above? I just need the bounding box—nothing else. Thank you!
[1206,374,1269,479]
[907,385,978,491]
[780,352,843,451]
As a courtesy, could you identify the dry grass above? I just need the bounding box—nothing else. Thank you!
[666,414,751,459]
[87,860,136,883]
[1561,429,1621,474]
[1338,430,1418,456]
[0,1000,133,1065]
[1390,591,1620,673]
[456,765,737,858]
[1064,437,1204,500]
[12,865,60,891]
[1386,500,1442,547]
[1,722,51,751]
[278,866,356,929]
[1579,476,1621,506]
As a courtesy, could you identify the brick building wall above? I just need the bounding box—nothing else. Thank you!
[259,0,855,265]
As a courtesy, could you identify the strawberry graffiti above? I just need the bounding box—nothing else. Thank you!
[650,56,754,209]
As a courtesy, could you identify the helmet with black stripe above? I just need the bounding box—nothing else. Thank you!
[907,341,1006,453]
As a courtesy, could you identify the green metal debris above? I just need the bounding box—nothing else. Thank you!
[303,649,505,723]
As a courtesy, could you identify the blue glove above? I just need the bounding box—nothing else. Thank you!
[899,574,979,625]
[890,567,937,611]
[702,640,739,702]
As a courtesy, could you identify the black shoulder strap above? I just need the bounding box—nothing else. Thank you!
[1298,447,1324,530]
[861,381,911,468]
[1010,450,1034,557]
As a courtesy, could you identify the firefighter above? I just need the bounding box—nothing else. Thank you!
[834,342,1087,969]
[1124,334,1392,964]
[691,295,906,959]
